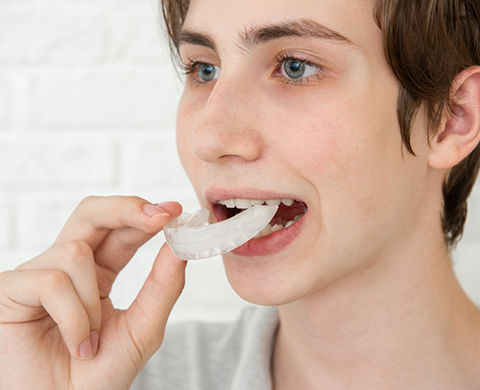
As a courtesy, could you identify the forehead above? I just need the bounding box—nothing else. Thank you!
[183,0,379,52]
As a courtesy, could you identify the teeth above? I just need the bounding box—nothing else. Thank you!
[260,224,272,236]
[218,198,306,238]
[282,213,304,229]
[265,199,282,206]
[252,212,305,239]
[253,231,263,238]
[235,199,252,209]
[271,224,283,232]
[218,198,295,208]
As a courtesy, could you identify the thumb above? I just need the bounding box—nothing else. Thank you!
[124,243,187,362]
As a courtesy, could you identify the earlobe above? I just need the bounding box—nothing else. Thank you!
[428,67,480,170]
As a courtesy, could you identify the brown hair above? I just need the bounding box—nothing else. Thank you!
[161,0,189,65]
[160,0,480,248]
[374,0,480,247]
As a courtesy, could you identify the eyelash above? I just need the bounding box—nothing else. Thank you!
[181,60,207,87]
[273,52,324,86]
[181,53,324,86]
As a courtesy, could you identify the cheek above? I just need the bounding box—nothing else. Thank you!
[293,117,344,174]
[265,92,348,176]
[176,94,199,176]
[274,86,420,238]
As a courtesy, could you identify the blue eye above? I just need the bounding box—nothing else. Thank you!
[284,59,305,79]
[282,59,319,80]
[198,63,220,82]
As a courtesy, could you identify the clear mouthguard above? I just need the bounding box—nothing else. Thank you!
[164,205,278,260]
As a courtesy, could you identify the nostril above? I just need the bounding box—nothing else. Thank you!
[189,131,222,163]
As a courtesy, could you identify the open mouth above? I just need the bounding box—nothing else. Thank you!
[214,198,307,238]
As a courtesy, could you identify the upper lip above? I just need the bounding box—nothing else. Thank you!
[204,187,305,207]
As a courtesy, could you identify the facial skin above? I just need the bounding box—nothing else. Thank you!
[176,0,442,306]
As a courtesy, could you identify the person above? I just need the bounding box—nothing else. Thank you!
[1,0,480,388]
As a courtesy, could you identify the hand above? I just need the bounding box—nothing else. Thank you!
[0,196,187,390]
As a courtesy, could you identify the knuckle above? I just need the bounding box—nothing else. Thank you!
[142,223,161,235]
[60,240,93,264]
[79,195,102,207]
[42,269,71,292]
[0,270,14,284]
[75,196,104,218]
[58,307,89,333]
[114,233,138,254]
[125,195,144,203]
[119,195,144,210]
[117,196,132,211]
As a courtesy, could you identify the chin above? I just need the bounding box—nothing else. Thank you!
[221,252,311,306]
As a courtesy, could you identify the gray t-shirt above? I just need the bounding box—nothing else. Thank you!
[132,306,279,390]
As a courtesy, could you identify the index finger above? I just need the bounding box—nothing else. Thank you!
[54,196,182,250]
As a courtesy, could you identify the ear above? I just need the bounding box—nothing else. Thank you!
[428,66,480,170]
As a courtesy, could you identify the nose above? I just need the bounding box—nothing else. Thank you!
[188,78,264,164]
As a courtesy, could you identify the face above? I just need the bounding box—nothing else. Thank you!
[176,0,430,305]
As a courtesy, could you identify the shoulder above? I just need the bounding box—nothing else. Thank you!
[132,305,279,390]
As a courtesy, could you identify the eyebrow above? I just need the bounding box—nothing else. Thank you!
[241,19,355,48]
[176,30,216,51]
[177,19,355,52]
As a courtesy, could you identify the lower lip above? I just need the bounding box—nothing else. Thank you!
[230,215,305,257]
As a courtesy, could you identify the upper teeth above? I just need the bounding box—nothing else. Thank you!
[218,198,295,209]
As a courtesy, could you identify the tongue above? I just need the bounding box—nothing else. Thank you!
[270,201,306,225]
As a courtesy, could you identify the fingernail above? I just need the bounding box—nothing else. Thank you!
[143,203,170,218]
[90,332,99,357]
[156,201,174,208]
[79,335,93,360]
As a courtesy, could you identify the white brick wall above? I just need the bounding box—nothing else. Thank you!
[0,0,251,324]
[26,68,179,128]
[0,135,115,186]
[0,78,10,128]
[0,0,479,329]
[0,194,12,251]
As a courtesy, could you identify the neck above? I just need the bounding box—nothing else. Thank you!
[272,236,480,389]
